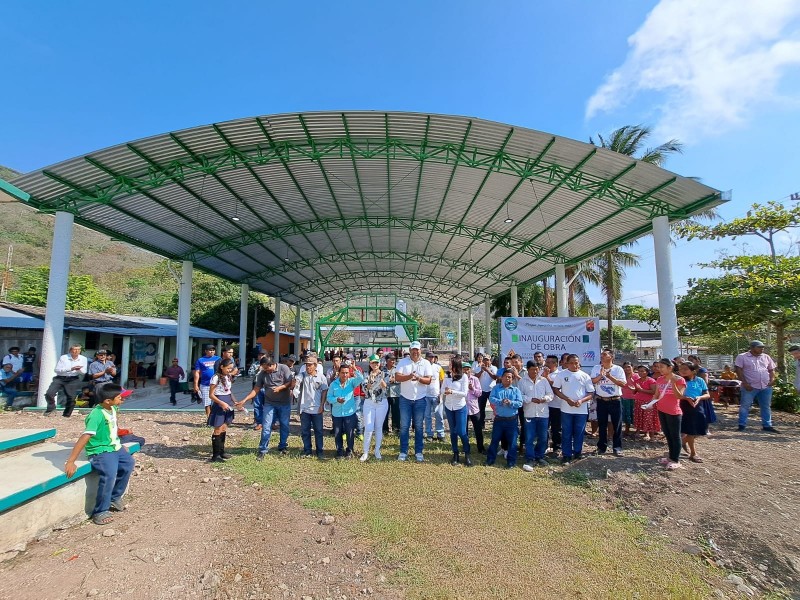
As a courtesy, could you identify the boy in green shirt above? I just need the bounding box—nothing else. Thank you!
[64,383,135,525]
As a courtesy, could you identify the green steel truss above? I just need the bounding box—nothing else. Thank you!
[30,136,717,221]
[283,271,481,301]
[242,251,516,286]
[315,294,418,352]
[315,285,468,310]
[182,216,566,264]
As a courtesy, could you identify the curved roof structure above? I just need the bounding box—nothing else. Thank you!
[10,111,724,309]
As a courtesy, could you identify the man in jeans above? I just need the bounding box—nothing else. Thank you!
[424,352,445,441]
[241,358,295,459]
[735,340,779,432]
[294,356,328,458]
[394,341,433,462]
[590,350,627,456]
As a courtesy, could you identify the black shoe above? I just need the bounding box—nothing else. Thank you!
[485,460,495,467]
[210,455,226,463]
[573,453,583,461]
[477,448,486,454]
[561,457,572,465]
[763,426,779,433]
[596,449,607,455]
[451,453,459,466]
[536,459,549,467]
[256,452,266,461]
[170,400,177,406]
[464,455,473,467]
[738,425,746,431]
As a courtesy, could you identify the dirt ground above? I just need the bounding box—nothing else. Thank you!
[575,405,800,598]
[1,403,798,599]
[0,411,402,600]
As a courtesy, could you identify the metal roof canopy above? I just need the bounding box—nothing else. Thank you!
[10,111,725,310]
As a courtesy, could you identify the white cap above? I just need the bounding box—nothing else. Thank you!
[409,341,422,350]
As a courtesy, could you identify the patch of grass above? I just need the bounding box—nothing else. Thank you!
[226,431,714,599]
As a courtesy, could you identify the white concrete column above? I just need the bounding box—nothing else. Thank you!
[510,284,518,317]
[294,306,301,356]
[468,309,475,359]
[273,297,281,360]
[484,296,492,353]
[176,261,192,375]
[457,310,462,353]
[121,336,131,388]
[156,336,166,378]
[239,284,249,361]
[555,263,568,317]
[310,309,316,354]
[38,210,74,407]
[653,215,680,359]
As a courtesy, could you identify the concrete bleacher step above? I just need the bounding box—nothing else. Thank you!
[0,430,139,559]
[0,428,56,453]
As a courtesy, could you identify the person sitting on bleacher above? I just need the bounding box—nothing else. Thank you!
[63,383,135,526]
[1,363,20,410]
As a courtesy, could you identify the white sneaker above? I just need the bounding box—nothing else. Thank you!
[501,450,508,459]
[398,453,407,461]
[374,450,382,460]
[522,464,535,473]
[415,453,424,462]
[359,453,369,462]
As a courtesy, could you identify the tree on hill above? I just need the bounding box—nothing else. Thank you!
[9,266,116,312]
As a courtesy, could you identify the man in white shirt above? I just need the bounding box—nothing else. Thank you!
[294,356,329,458]
[551,354,594,464]
[424,351,445,441]
[44,344,89,415]
[476,354,497,430]
[2,346,24,376]
[590,350,627,456]
[394,341,433,462]
[519,361,552,470]
[543,354,562,456]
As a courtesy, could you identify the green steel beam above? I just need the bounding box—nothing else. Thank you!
[405,115,431,257]
[313,284,466,310]
[256,115,353,280]
[181,216,566,264]
[26,136,701,221]
[341,113,375,254]
[282,271,487,301]
[241,251,517,286]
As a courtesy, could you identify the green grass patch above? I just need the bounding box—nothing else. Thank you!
[224,429,714,599]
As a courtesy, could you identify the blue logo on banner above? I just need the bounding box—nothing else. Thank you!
[504,318,518,331]
[583,350,596,363]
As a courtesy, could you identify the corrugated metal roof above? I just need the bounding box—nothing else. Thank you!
[9,111,725,310]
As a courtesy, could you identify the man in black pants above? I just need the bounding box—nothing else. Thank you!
[382,353,401,434]
[544,354,561,457]
[44,345,88,415]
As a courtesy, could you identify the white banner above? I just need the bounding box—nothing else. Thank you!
[498,317,602,368]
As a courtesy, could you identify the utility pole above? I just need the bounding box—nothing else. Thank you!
[0,245,12,301]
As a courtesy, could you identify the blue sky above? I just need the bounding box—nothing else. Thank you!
[3,0,800,307]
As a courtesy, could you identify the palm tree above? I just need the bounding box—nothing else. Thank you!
[588,125,685,349]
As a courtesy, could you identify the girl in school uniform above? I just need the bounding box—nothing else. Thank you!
[208,358,237,463]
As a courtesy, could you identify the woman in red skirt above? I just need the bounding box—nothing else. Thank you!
[632,364,659,441]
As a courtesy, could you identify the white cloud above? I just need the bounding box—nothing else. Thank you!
[586,0,800,142]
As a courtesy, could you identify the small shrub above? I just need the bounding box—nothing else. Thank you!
[772,378,800,413]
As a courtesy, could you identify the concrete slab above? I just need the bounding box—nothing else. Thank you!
[0,428,56,453]
[0,442,140,558]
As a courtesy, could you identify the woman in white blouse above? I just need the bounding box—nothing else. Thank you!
[441,358,472,466]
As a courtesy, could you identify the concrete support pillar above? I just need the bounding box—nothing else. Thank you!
[156,336,166,378]
[121,336,131,388]
[468,309,475,360]
[484,296,492,353]
[273,297,281,360]
[555,263,568,318]
[653,215,680,359]
[239,283,249,362]
[176,261,192,375]
[457,310,462,354]
[294,306,301,356]
[38,210,74,407]
[510,284,518,317]
[310,309,316,354]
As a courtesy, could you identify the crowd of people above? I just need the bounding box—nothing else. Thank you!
[191,338,784,471]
